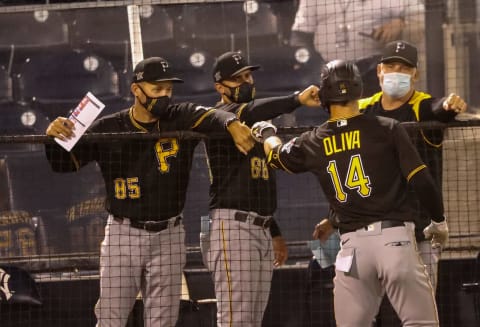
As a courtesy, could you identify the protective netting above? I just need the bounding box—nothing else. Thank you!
[0,0,479,326]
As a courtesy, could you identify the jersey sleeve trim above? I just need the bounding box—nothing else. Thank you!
[191,109,216,129]
[407,164,427,182]
[408,91,443,148]
[70,152,81,171]
[408,91,432,121]
[236,103,249,120]
[420,130,443,148]
[267,145,294,173]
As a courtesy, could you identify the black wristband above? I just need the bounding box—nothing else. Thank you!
[293,91,301,107]
[262,127,277,139]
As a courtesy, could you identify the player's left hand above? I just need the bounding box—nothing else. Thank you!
[46,116,76,141]
[423,218,449,249]
[443,93,468,113]
[227,120,255,155]
[298,85,321,107]
[312,218,334,243]
[272,236,288,267]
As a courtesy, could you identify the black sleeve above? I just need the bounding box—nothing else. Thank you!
[392,122,429,178]
[268,133,311,173]
[420,97,457,122]
[269,218,282,238]
[45,142,81,172]
[238,94,301,125]
[45,138,98,172]
[408,168,445,222]
[182,103,237,134]
[44,118,104,172]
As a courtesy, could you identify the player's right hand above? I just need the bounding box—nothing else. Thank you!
[423,218,449,249]
[251,121,277,143]
[272,236,288,267]
[312,218,334,243]
[46,117,75,141]
[442,93,467,113]
[298,85,321,107]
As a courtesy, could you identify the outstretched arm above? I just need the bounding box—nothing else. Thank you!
[189,105,255,155]
[237,86,320,125]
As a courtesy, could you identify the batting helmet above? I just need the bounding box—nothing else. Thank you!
[319,60,363,108]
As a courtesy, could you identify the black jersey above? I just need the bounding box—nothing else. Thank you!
[46,103,233,221]
[358,91,454,177]
[269,114,429,231]
[205,94,299,216]
[359,91,456,238]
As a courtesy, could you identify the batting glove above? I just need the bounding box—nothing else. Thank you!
[423,218,449,249]
[251,121,277,143]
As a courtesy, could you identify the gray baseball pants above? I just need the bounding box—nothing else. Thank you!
[202,209,274,327]
[95,215,186,327]
[334,221,439,327]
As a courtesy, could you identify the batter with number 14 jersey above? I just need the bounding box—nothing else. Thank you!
[260,60,445,326]
[268,114,443,326]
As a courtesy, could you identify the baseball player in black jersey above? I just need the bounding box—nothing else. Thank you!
[252,60,448,326]
[45,57,254,327]
[359,40,467,292]
[200,51,320,326]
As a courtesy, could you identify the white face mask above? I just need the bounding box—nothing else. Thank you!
[382,72,412,98]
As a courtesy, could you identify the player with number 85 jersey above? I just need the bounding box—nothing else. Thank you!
[45,57,254,327]
[47,102,238,220]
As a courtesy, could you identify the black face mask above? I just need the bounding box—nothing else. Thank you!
[223,82,256,103]
[137,85,172,119]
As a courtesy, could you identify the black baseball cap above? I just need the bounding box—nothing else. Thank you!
[132,57,184,83]
[381,40,418,67]
[212,51,260,82]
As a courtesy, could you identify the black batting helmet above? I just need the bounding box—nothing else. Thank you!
[319,60,363,109]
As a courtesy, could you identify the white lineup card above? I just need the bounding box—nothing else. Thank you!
[54,92,105,152]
